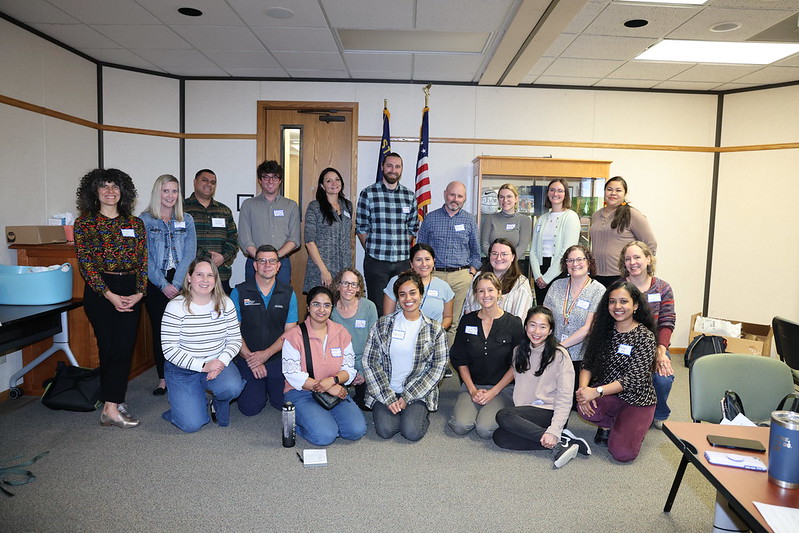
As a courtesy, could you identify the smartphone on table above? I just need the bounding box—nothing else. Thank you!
[706,434,766,453]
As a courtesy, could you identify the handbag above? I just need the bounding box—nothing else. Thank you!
[776,393,799,413]
[299,323,341,411]
[40,361,102,412]
[720,389,744,422]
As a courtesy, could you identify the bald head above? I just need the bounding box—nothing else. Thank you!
[444,181,467,215]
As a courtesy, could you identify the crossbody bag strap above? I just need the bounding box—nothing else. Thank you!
[299,322,315,380]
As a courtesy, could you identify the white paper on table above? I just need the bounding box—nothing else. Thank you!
[753,501,799,533]
[720,413,757,427]
[302,449,328,467]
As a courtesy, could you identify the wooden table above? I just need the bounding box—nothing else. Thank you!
[663,421,799,533]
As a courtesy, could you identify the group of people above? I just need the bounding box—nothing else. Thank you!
[72,154,674,466]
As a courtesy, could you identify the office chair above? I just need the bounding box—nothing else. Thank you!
[772,316,799,387]
[664,353,795,516]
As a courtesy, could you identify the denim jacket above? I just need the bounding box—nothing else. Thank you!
[139,211,197,291]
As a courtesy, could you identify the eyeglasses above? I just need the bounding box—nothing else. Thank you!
[260,174,281,182]
[566,257,587,265]
[339,281,358,288]
[310,301,332,309]
[490,251,512,259]
[256,258,279,265]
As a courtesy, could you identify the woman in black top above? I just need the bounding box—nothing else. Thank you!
[449,272,524,438]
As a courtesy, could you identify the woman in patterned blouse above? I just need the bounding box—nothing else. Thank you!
[576,280,657,462]
[75,168,147,429]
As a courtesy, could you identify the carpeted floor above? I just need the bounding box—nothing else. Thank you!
[0,363,717,532]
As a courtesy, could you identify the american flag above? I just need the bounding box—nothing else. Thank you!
[415,106,431,221]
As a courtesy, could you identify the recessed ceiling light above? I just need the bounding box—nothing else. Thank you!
[710,22,742,33]
[637,39,799,64]
[266,7,294,19]
[178,7,202,17]
[624,19,649,28]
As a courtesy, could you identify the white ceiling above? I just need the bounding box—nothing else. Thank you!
[1,0,798,92]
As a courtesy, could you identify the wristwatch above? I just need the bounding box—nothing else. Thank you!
[333,375,340,385]
[596,386,604,398]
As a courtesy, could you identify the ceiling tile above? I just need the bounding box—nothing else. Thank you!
[168,67,230,77]
[669,63,761,82]
[226,0,328,28]
[415,0,516,32]
[322,0,414,30]
[774,53,799,67]
[93,24,192,49]
[0,0,78,23]
[30,23,120,48]
[709,0,799,9]
[46,0,159,24]
[606,60,693,80]
[543,33,579,57]
[82,48,161,69]
[561,34,654,60]
[582,3,699,38]
[563,1,607,34]
[594,78,658,89]
[667,7,796,41]
[413,54,485,82]
[534,75,600,86]
[712,82,761,91]
[224,68,289,77]
[732,66,799,84]
[343,52,413,71]
[350,69,412,80]
[652,80,721,91]
[543,57,625,77]
[272,51,346,70]
[527,56,556,77]
[286,69,350,78]
[251,27,339,52]
[133,0,243,25]
[172,25,264,51]
[204,50,280,69]
[134,49,217,68]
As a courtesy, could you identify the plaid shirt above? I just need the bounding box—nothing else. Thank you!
[183,194,238,281]
[355,181,418,262]
[417,205,481,269]
[362,312,448,411]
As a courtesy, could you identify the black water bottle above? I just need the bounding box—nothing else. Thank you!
[282,401,296,447]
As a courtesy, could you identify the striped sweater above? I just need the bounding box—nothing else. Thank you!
[162,295,242,372]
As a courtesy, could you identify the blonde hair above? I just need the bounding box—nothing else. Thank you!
[472,271,502,295]
[498,184,519,210]
[618,240,657,278]
[181,259,226,314]
[145,174,184,222]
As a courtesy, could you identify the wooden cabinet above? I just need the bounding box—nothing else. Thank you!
[10,244,153,396]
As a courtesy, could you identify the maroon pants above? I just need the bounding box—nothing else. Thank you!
[579,395,655,462]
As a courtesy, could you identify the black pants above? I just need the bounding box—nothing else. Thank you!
[363,255,408,317]
[493,405,558,450]
[594,275,621,288]
[534,257,566,308]
[83,273,142,404]
[144,269,175,379]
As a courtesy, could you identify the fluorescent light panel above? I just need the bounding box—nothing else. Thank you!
[637,40,799,65]
[616,0,708,5]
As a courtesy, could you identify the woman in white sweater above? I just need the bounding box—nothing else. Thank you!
[161,259,245,432]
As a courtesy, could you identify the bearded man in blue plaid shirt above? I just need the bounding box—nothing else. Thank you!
[356,153,419,314]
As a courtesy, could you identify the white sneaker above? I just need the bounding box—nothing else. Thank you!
[562,429,592,456]
[553,440,579,468]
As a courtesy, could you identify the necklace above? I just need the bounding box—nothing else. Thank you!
[562,276,590,326]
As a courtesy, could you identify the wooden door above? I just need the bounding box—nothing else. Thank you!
[257,102,358,317]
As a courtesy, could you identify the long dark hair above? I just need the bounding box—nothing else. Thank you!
[76,168,137,217]
[606,176,632,234]
[316,167,352,224]
[582,280,656,369]
[480,238,522,295]
[515,306,561,377]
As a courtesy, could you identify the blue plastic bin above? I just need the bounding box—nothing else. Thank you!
[0,264,73,305]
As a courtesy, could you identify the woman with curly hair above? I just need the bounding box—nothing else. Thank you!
[74,168,147,428]
[576,280,657,462]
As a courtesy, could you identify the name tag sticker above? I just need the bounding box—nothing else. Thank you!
[331,348,343,358]
[343,211,351,218]
[402,206,411,214]
[576,299,590,310]
[392,329,406,340]
[174,221,186,229]
[354,319,367,328]
[560,334,568,342]
[618,344,633,356]
[465,325,479,335]
[532,399,545,406]
[648,293,661,303]
[212,217,225,228]
[121,228,136,237]
[243,299,260,306]
[454,224,465,232]
[428,289,439,297]
[505,223,516,230]
[535,226,541,232]
[274,209,285,217]
[210,311,221,320]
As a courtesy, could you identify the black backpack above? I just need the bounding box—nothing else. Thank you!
[684,334,727,367]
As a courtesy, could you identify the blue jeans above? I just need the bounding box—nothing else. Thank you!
[653,351,675,421]
[162,361,245,433]
[285,389,367,446]
[245,257,291,287]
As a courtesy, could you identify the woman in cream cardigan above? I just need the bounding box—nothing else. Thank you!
[530,178,580,306]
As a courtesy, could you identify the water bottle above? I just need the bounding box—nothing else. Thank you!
[282,402,296,448]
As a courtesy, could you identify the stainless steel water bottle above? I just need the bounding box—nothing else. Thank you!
[282,401,296,447]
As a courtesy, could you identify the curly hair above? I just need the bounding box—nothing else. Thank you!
[76,168,138,217]
[618,240,656,278]
[393,270,424,299]
[332,267,366,302]
[257,160,283,180]
[559,244,597,278]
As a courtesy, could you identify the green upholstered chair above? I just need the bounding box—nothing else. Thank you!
[690,353,795,423]
[772,316,799,387]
